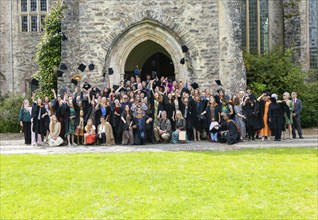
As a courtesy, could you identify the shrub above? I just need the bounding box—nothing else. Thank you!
[0,95,25,133]
[243,48,318,128]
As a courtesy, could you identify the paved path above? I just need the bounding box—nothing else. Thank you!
[0,135,317,155]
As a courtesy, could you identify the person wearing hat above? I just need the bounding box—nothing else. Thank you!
[257,92,272,141]
[31,96,48,146]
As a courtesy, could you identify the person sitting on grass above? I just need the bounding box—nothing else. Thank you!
[84,118,96,145]
[153,110,171,143]
[48,115,64,147]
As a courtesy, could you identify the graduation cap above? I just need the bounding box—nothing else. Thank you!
[113,85,120,91]
[31,78,39,86]
[57,70,64,77]
[215,80,222,86]
[181,45,188,53]
[191,82,199,90]
[83,82,91,90]
[88,63,95,71]
[108,68,114,75]
[78,63,86,72]
[168,76,175,82]
[180,58,185,65]
[59,63,67,70]
[92,87,101,94]
[61,33,68,41]
[71,79,78,86]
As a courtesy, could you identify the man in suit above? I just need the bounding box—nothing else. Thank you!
[291,92,303,139]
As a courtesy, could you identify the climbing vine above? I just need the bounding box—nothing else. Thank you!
[34,1,62,99]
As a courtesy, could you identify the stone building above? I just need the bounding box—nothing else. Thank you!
[0,0,317,97]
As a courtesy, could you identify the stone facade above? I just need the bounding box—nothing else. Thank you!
[0,0,315,97]
[0,0,52,97]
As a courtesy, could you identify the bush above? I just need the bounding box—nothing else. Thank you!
[0,95,25,133]
[243,48,318,128]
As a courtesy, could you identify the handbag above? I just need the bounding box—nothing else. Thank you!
[179,131,186,141]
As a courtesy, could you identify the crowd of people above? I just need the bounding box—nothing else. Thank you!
[19,75,303,147]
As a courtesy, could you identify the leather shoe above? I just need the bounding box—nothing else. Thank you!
[299,136,304,139]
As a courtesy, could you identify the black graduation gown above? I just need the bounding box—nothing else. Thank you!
[163,95,176,130]
[191,99,206,130]
[31,103,47,135]
[225,120,240,145]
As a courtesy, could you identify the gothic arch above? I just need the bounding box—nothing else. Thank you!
[102,19,193,85]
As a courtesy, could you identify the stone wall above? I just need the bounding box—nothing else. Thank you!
[283,0,310,70]
[0,0,53,97]
[218,0,246,95]
[268,0,284,50]
[60,0,246,94]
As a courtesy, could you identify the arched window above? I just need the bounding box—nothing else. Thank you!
[20,0,47,32]
[241,0,269,54]
[309,0,317,69]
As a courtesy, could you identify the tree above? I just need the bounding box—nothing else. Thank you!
[34,1,62,99]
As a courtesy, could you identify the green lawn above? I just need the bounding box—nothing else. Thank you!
[1,148,317,219]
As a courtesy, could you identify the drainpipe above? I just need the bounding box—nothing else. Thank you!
[10,0,14,97]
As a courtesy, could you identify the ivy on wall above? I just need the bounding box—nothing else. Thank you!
[33,1,62,99]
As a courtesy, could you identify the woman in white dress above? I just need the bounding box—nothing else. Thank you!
[48,115,64,147]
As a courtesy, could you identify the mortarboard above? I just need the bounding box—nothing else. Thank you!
[92,87,101,94]
[71,79,78,86]
[191,82,199,90]
[113,85,120,91]
[83,82,91,90]
[59,63,67,70]
[61,33,68,41]
[57,70,64,77]
[78,63,86,72]
[181,45,188,53]
[31,78,39,86]
[215,80,222,86]
[180,58,185,65]
[108,68,114,75]
[88,63,95,71]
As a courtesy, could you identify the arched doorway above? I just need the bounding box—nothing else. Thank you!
[124,40,175,80]
[103,19,192,86]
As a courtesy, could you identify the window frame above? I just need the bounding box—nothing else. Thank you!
[19,0,47,33]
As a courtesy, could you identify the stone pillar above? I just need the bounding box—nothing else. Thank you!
[218,0,246,96]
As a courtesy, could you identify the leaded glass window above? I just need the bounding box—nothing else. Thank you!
[240,0,269,54]
[21,0,27,12]
[31,16,38,32]
[21,16,28,32]
[30,0,37,12]
[20,0,48,32]
[40,0,47,11]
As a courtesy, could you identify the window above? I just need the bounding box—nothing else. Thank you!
[21,16,28,32]
[40,0,47,11]
[31,16,38,32]
[241,0,269,54]
[20,0,47,32]
[309,0,317,69]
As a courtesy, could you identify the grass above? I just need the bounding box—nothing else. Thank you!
[0,148,317,219]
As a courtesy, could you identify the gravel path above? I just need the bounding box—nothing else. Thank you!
[0,135,317,155]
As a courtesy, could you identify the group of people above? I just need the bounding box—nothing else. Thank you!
[19,74,303,147]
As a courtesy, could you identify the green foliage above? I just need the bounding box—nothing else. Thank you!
[1,149,317,219]
[34,1,62,99]
[0,95,25,133]
[243,48,318,127]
